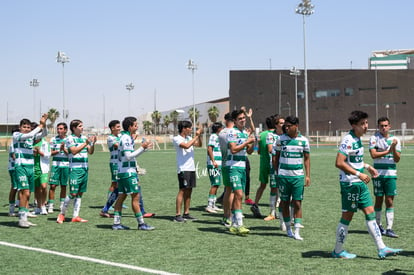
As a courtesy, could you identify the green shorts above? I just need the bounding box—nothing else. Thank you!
[69,168,89,194]
[340,181,373,212]
[9,170,18,189]
[118,174,140,194]
[259,161,271,184]
[109,163,118,182]
[228,167,246,192]
[279,177,304,201]
[207,165,221,186]
[49,166,69,186]
[373,177,397,197]
[222,166,230,187]
[15,165,34,192]
[34,172,49,187]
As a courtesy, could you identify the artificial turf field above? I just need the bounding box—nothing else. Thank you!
[0,146,413,274]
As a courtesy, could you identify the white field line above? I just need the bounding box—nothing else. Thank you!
[0,241,180,275]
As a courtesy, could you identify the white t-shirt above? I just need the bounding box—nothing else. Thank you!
[173,135,195,173]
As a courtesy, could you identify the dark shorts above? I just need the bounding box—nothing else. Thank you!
[178,171,196,189]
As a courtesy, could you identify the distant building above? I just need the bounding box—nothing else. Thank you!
[369,49,414,70]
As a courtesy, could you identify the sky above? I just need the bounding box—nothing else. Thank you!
[1,0,413,128]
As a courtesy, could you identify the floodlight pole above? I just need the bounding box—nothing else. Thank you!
[296,0,314,137]
[290,67,301,118]
[126,83,135,115]
[187,59,197,134]
[56,51,70,122]
[30,78,40,119]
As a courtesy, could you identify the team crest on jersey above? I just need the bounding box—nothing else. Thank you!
[298,141,302,146]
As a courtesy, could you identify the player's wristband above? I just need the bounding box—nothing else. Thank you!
[89,142,94,146]
[355,171,360,177]
[364,163,370,169]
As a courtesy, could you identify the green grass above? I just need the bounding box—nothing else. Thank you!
[0,146,413,274]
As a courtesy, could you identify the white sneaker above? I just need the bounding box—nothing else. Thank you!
[287,228,294,238]
[48,207,54,214]
[293,232,303,241]
[295,223,304,228]
[213,206,223,212]
[205,206,217,213]
[18,220,30,228]
[41,207,48,215]
[27,212,38,218]
[27,221,37,227]
[8,213,17,217]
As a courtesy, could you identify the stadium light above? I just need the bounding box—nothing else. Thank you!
[56,51,70,121]
[296,0,314,137]
[29,78,40,119]
[125,83,135,115]
[290,67,301,118]
[187,59,197,134]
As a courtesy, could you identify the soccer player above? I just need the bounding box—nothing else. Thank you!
[332,110,402,259]
[173,120,203,222]
[33,135,51,215]
[13,114,48,228]
[100,120,121,218]
[111,116,154,230]
[218,113,234,227]
[8,127,19,217]
[225,110,255,235]
[205,122,223,213]
[369,117,401,238]
[273,116,310,241]
[56,119,96,224]
[48,122,69,213]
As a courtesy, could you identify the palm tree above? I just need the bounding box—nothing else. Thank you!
[151,110,162,135]
[143,121,153,135]
[170,110,179,135]
[47,108,60,134]
[208,105,220,123]
[188,107,200,126]
[162,115,171,134]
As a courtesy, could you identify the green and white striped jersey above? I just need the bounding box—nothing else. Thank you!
[50,135,69,168]
[275,133,310,178]
[107,134,120,165]
[117,131,137,179]
[369,132,401,178]
[338,130,364,183]
[12,127,43,167]
[225,127,249,169]
[207,133,222,167]
[66,134,89,169]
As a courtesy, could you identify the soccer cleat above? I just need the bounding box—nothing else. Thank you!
[221,217,232,227]
[143,213,155,218]
[264,214,276,221]
[244,198,255,205]
[8,213,17,217]
[293,223,304,228]
[71,216,88,223]
[27,212,38,218]
[41,208,48,215]
[385,229,399,238]
[293,232,303,241]
[174,215,186,223]
[286,228,294,238]
[378,247,402,259]
[138,223,155,231]
[183,213,197,221]
[100,211,114,218]
[27,221,37,227]
[378,224,386,235]
[238,225,250,234]
[332,250,357,259]
[18,220,30,228]
[56,214,65,224]
[205,206,218,213]
[112,224,130,230]
[213,206,223,212]
[250,204,262,218]
[280,222,287,231]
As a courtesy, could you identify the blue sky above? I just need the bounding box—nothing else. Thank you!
[1,0,412,128]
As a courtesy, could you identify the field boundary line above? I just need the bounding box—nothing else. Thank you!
[0,241,180,275]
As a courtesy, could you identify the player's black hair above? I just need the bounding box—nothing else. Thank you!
[19,119,31,127]
[377,116,390,125]
[231,109,245,121]
[57,122,68,130]
[211,122,223,134]
[122,117,137,131]
[178,120,192,134]
[70,119,83,133]
[109,120,120,129]
[348,110,368,125]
